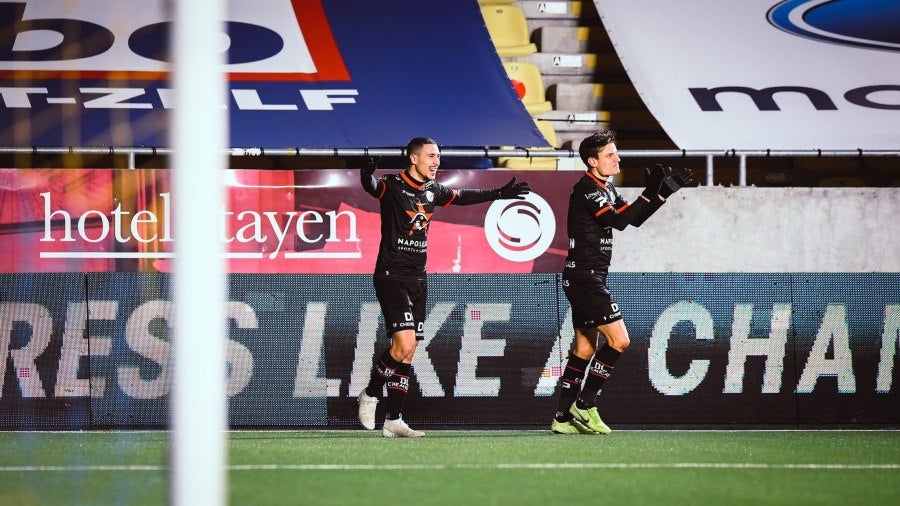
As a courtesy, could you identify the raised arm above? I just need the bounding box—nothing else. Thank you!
[448,177,531,206]
[597,165,669,230]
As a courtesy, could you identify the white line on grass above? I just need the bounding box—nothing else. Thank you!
[4,429,897,434]
[2,463,898,472]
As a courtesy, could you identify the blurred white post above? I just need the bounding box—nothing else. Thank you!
[171,0,228,505]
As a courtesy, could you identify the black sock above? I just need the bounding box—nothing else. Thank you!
[554,353,590,422]
[365,350,403,398]
[577,345,622,405]
[384,363,412,420]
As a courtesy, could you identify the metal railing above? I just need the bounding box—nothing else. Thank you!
[1,146,898,186]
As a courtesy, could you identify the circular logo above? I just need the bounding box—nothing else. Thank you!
[484,192,555,262]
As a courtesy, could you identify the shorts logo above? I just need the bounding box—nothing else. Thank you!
[0,0,349,81]
[484,191,556,262]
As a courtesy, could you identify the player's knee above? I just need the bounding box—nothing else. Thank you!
[389,334,418,362]
[573,342,596,360]
[391,341,418,362]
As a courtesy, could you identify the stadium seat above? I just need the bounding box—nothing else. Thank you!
[498,119,559,170]
[503,61,553,116]
[481,5,538,58]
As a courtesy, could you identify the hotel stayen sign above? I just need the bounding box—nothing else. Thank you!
[15,169,566,274]
[39,191,360,261]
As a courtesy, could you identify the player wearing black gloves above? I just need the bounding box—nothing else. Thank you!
[357,136,530,437]
[551,130,693,435]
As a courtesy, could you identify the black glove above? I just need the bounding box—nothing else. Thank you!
[361,156,379,177]
[495,177,531,200]
[641,164,668,199]
[660,168,695,198]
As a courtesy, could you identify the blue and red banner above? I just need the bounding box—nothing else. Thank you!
[0,0,546,148]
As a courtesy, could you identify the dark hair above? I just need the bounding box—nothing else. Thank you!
[406,137,438,157]
[578,130,616,166]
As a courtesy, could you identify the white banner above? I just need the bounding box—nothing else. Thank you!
[594,0,900,150]
[612,187,900,273]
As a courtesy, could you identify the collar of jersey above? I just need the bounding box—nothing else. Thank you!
[401,170,427,190]
[585,170,608,189]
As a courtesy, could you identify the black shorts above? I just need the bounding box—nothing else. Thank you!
[562,274,623,329]
[373,274,426,340]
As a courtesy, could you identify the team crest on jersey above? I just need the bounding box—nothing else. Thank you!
[424,190,434,202]
[406,200,432,235]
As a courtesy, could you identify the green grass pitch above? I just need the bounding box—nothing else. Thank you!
[1,430,898,505]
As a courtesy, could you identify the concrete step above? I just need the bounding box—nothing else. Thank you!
[518,0,584,20]
[533,26,610,53]
[510,51,622,76]
[549,82,644,111]
[540,71,630,87]
[542,109,670,150]
[539,109,658,130]
[506,52,592,76]
[518,1,601,30]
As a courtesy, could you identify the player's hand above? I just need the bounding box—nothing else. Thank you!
[361,157,379,177]
[673,167,694,187]
[496,177,531,200]
[660,168,695,198]
[641,164,667,199]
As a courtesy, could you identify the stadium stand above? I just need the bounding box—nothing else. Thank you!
[478,1,899,186]
[479,0,674,179]
[0,1,892,186]
[514,1,674,153]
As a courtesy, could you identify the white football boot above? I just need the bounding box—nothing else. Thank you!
[382,417,424,438]
[357,391,379,430]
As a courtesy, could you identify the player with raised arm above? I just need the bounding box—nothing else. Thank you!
[552,130,694,435]
[357,136,531,437]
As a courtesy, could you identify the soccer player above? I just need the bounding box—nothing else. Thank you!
[552,130,693,435]
[358,136,531,437]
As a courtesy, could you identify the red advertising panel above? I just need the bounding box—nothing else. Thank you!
[0,168,571,274]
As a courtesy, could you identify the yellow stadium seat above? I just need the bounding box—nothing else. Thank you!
[503,61,553,116]
[481,5,537,58]
[498,119,559,170]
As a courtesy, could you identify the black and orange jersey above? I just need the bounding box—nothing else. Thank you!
[564,171,663,276]
[362,169,495,280]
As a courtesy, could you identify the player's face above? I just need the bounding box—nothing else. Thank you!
[590,143,620,178]
[409,143,441,182]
